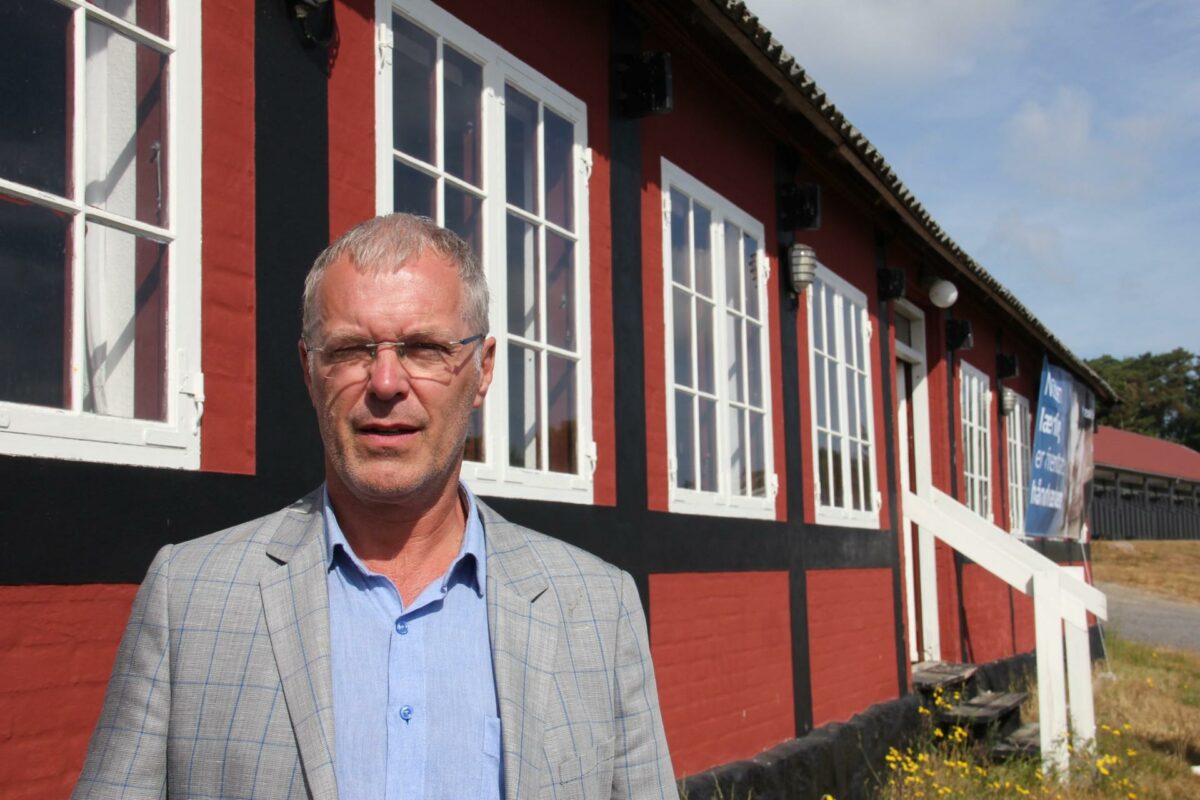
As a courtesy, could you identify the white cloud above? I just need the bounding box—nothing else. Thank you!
[1002,86,1171,201]
[978,211,1072,287]
[748,0,1030,98]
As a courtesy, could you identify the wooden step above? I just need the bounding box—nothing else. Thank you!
[937,690,1027,738]
[989,723,1041,762]
[912,661,979,693]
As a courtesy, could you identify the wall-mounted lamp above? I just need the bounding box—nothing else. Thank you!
[996,353,1019,381]
[788,243,817,295]
[929,279,958,309]
[1001,386,1018,417]
[286,0,335,49]
[616,52,673,118]
[877,268,905,301]
[946,318,974,351]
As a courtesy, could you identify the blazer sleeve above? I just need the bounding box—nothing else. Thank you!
[72,545,174,800]
[610,570,677,800]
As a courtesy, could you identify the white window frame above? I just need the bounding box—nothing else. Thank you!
[807,265,881,527]
[960,360,993,520]
[0,0,203,469]
[660,160,776,519]
[1005,390,1032,534]
[377,0,594,503]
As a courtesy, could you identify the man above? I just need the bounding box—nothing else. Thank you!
[74,214,676,799]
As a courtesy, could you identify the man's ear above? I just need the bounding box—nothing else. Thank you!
[299,339,315,400]
[473,336,496,408]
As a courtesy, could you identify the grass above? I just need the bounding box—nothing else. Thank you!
[1090,540,1200,605]
[874,635,1200,799]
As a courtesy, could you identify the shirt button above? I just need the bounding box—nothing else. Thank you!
[395,620,408,635]
[399,705,414,721]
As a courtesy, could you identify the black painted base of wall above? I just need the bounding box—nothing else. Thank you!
[677,634,1109,800]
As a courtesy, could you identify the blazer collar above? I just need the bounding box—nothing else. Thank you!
[261,489,339,800]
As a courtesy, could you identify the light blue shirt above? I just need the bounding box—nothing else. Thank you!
[324,486,501,800]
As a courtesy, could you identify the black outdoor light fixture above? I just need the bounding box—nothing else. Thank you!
[777,182,821,231]
[877,267,905,301]
[996,352,1019,381]
[286,0,335,49]
[946,318,974,352]
[616,51,673,118]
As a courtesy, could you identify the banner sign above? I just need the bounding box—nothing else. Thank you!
[1024,357,1095,539]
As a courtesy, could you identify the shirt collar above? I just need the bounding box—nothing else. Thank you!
[322,483,487,598]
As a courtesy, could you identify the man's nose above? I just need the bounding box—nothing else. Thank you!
[367,346,412,399]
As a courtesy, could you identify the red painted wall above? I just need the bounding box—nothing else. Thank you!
[639,29,786,517]
[200,0,256,474]
[0,585,136,799]
[650,572,795,777]
[329,0,377,240]
[806,568,899,727]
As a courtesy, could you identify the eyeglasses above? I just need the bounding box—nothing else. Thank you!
[306,334,485,379]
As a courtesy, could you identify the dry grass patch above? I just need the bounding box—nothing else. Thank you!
[875,636,1200,799]
[1090,540,1200,605]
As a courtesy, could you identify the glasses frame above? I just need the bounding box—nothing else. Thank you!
[306,333,486,377]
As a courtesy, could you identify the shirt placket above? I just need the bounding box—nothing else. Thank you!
[387,600,427,800]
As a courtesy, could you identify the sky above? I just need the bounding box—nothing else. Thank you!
[749,0,1200,359]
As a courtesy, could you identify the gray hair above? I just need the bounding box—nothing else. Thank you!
[301,213,489,342]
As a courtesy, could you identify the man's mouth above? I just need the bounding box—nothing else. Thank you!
[357,423,419,437]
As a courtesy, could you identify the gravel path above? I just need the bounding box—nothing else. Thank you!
[1096,581,1200,652]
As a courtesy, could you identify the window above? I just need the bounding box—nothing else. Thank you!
[960,360,993,519]
[661,161,775,518]
[1005,390,1031,533]
[0,0,202,469]
[381,2,593,502]
[808,266,880,526]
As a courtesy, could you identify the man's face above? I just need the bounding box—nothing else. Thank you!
[300,253,494,508]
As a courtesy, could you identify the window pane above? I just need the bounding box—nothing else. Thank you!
[831,437,845,507]
[508,343,541,469]
[862,443,874,502]
[670,189,689,287]
[546,231,574,351]
[85,20,169,226]
[393,161,436,218]
[894,313,912,347]
[693,204,712,298]
[750,410,766,497]
[850,442,863,511]
[698,397,718,492]
[444,183,482,256]
[82,223,168,421]
[0,198,70,408]
[724,222,741,311]
[846,372,858,438]
[858,374,870,438]
[506,214,538,338]
[392,15,435,164]
[672,288,692,388]
[1,1,71,196]
[728,406,746,496]
[675,391,694,490]
[505,87,538,213]
[726,313,743,403]
[827,360,840,434]
[853,308,865,369]
[743,235,760,320]
[817,432,831,506]
[544,109,573,230]
[696,299,714,395]
[442,45,481,186]
[824,288,837,358]
[547,355,576,473]
[89,0,167,38]
[747,321,762,409]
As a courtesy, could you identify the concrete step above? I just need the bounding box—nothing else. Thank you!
[937,690,1027,738]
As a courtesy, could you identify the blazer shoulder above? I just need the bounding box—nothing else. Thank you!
[163,489,323,577]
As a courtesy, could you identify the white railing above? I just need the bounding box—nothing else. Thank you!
[904,488,1108,774]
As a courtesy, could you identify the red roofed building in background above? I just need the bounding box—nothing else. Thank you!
[1091,426,1200,539]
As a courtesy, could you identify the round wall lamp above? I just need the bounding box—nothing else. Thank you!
[929,278,958,309]
[788,243,817,295]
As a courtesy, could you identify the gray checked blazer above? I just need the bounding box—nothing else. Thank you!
[72,490,676,799]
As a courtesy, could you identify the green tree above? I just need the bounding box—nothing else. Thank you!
[1087,348,1200,450]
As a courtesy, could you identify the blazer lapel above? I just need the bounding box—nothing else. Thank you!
[482,502,560,800]
[261,494,339,800]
